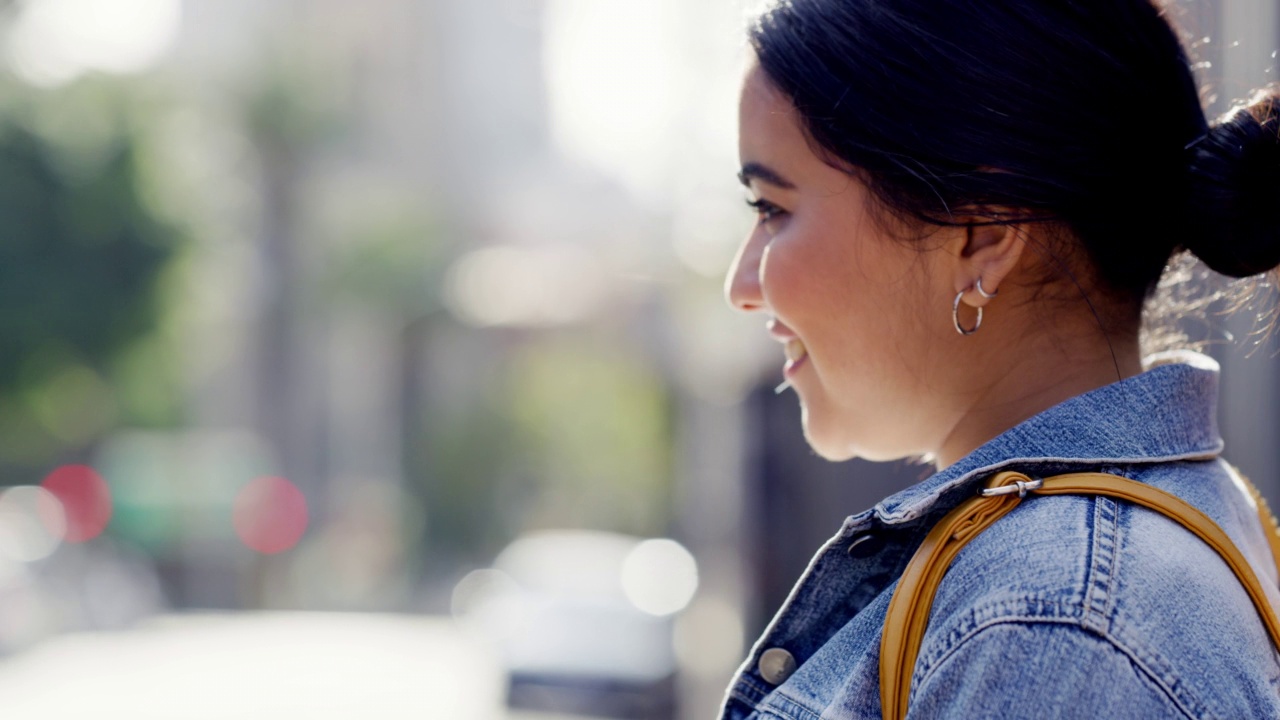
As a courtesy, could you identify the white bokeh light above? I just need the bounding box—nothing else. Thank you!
[442,244,607,328]
[543,0,690,203]
[0,486,65,563]
[620,538,699,616]
[8,0,181,86]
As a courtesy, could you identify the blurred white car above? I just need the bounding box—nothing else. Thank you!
[454,530,699,719]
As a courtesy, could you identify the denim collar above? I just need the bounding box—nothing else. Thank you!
[860,350,1223,528]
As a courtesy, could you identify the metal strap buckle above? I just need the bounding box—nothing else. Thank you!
[979,478,1043,498]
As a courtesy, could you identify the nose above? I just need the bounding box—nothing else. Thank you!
[725,229,767,313]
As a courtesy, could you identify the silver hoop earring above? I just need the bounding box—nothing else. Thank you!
[953,290,982,335]
[975,277,998,299]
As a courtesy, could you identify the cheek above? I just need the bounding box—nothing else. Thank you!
[831,240,923,336]
[829,243,942,387]
[758,225,826,310]
[762,208,936,355]
[768,219,862,306]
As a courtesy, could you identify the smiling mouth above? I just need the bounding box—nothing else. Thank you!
[775,338,809,394]
[773,339,808,394]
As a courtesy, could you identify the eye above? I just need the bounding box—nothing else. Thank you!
[745,197,787,225]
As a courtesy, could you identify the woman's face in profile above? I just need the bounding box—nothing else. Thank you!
[727,65,963,462]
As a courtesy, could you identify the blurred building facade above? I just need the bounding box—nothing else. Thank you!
[137,0,1280,715]
[155,1,759,715]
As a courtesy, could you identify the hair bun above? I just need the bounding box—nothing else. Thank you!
[1185,89,1280,278]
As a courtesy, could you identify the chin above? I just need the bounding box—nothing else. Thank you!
[808,440,858,462]
[800,409,860,461]
[801,407,914,463]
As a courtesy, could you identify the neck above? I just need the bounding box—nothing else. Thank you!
[933,312,1143,470]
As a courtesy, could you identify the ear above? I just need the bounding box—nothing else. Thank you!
[949,219,1027,308]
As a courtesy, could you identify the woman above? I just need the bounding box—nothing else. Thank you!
[723,0,1280,717]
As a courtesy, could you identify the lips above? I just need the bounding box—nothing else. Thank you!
[768,318,809,376]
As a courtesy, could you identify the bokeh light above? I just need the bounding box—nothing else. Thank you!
[7,0,181,86]
[0,486,65,562]
[232,477,309,555]
[619,538,698,616]
[41,465,112,544]
[442,245,606,328]
[544,0,689,201]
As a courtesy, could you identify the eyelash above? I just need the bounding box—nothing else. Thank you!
[745,198,786,224]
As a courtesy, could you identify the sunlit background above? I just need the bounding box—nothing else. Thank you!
[0,0,1273,718]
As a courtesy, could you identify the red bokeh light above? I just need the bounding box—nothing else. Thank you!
[41,464,112,543]
[233,476,309,554]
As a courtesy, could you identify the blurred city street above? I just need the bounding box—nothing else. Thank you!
[0,612,507,719]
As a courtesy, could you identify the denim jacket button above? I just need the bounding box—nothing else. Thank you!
[758,647,797,685]
[847,533,881,558]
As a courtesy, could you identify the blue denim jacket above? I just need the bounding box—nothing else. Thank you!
[720,352,1280,719]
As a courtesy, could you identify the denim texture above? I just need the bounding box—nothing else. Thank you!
[720,352,1280,719]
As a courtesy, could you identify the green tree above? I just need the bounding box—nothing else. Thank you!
[0,78,180,471]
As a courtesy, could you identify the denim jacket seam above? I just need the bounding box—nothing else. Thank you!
[731,676,770,706]
[1082,495,1119,632]
[1105,611,1219,720]
[913,615,1070,697]
[1098,466,1130,623]
[915,597,1081,677]
[875,448,1221,525]
[912,615,1207,720]
[751,691,824,720]
[913,601,1081,688]
[1100,617,1208,717]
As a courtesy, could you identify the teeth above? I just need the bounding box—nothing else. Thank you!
[784,338,807,362]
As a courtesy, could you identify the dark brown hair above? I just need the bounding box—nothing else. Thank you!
[750,0,1280,303]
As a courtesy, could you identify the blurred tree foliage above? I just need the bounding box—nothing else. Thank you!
[323,212,445,316]
[505,337,673,535]
[0,78,181,471]
[412,329,675,570]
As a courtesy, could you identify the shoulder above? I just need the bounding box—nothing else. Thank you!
[911,461,1280,719]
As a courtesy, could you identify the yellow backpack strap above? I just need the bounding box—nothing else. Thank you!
[880,471,1280,720]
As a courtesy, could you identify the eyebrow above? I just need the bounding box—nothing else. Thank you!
[737,162,796,190]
